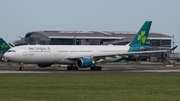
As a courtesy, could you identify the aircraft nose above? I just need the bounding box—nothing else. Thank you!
[3,52,10,59]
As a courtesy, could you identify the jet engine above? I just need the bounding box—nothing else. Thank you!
[37,63,52,68]
[76,58,94,68]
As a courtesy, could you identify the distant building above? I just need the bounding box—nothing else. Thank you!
[16,30,172,47]
[14,30,173,62]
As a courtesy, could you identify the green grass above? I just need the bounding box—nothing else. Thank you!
[0,73,180,101]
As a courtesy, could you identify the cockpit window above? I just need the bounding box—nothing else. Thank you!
[7,50,16,52]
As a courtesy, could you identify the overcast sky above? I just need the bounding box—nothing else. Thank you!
[0,0,180,52]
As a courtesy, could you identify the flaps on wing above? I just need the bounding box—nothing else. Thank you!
[66,50,167,60]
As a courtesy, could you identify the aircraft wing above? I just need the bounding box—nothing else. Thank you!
[67,50,167,60]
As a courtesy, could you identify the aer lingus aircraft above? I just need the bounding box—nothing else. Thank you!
[3,21,167,71]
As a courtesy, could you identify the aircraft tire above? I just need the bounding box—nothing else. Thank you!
[67,66,78,70]
[67,66,73,70]
[71,66,74,70]
[67,66,71,70]
[90,66,95,71]
[97,66,102,71]
[19,67,24,71]
[74,66,79,70]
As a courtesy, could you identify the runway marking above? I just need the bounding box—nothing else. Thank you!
[1,65,180,73]
[1,69,180,73]
[128,70,180,73]
[0,70,51,73]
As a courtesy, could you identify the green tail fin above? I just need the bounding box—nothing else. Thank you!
[129,21,152,47]
[0,38,11,52]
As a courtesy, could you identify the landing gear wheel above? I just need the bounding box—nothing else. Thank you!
[74,66,79,70]
[19,67,24,71]
[90,66,95,71]
[67,66,79,71]
[97,66,102,71]
[67,66,71,70]
[71,66,74,70]
[90,66,102,71]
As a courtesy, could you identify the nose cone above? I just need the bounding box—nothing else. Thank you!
[3,53,7,58]
[3,52,10,59]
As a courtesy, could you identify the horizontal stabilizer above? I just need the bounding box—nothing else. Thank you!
[170,45,178,51]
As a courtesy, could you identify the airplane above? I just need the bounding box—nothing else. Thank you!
[3,21,167,71]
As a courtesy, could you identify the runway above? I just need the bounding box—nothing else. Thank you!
[0,64,180,73]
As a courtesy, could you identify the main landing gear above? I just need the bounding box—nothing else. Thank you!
[67,65,79,70]
[90,66,102,71]
[67,65,102,71]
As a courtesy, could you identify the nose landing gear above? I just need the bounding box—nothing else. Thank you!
[19,67,24,71]
[19,63,24,71]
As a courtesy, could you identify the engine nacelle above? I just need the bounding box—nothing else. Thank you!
[76,58,94,68]
[37,63,52,68]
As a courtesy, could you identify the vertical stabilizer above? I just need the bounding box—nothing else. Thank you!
[0,38,11,52]
[129,21,152,47]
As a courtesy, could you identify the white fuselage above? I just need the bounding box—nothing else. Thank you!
[4,45,129,64]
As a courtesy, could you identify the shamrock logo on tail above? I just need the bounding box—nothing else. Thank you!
[137,31,146,44]
[1,43,8,48]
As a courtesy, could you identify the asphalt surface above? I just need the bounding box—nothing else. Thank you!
[0,64,180,73]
